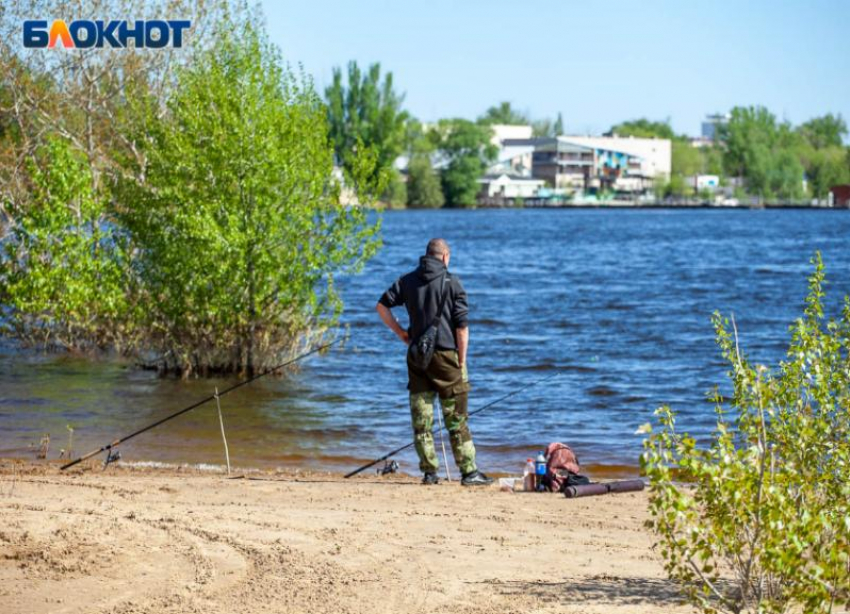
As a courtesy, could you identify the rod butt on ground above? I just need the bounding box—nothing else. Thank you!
[564,479,645,499]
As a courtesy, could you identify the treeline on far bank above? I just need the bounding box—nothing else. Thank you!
[0,1,384,376]
[326,68,850,206]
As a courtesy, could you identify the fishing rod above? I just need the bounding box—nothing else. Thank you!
[60,338,341,471]
[344,369,563,479]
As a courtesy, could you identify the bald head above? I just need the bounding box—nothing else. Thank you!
[426,238,450,258]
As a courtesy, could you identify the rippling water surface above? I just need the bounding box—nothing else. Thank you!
[2,209,850,477]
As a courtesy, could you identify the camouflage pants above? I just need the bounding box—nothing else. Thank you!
[409,390,477,476]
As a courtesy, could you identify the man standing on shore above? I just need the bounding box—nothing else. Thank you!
[376,238,493,486]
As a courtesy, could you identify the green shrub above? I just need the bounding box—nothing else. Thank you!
[641,252,850,614]
[0,138,131,351]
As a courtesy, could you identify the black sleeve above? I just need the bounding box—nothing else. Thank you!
[450,277,469,329]
[378,278,404,309]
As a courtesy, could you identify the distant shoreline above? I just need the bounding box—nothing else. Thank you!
[388,203,849,211]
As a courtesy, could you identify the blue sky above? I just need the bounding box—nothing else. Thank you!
[260,0,850,137]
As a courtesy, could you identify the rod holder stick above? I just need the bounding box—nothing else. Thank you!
[214,387,231,476]
[436,402,451,482]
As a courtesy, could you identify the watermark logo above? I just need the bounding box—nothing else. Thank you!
[23,19,191,49]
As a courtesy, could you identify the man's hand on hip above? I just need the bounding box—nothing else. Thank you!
[377,302,410,345]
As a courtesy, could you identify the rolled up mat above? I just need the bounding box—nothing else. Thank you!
[606,479,645,493]
[563,483,609,498]
[563,480,646,498]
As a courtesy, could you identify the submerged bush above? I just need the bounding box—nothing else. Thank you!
[117,13,381,376]
[0,6,382,376]
[0,138,132,351]
[641,252,850,614]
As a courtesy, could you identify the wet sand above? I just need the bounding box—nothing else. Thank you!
[0,460,691,614]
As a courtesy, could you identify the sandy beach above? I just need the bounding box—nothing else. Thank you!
[0,460,693,614]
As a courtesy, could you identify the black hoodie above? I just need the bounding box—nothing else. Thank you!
[379,255,469,350]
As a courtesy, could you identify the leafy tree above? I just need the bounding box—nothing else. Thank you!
[433,119,497,207]
[672,141,702,178]
[553,112,564,136]
[406,154,444,208]
[478,101,529,126]
[532,118,555,137]
[720,107,805,199]
[610,118,676,140]
[720,106,779,179]
[700,146,725,176]
[642,253,850,614]
[0,138,130,350]
[766,148,805,200]
[0,0,212,201]
[325,61,409,191]
[384,170,407,208]
[803,147,850,199]
[796,116,850,198]
[118,14,381,376]
[798,113,847,150]
[403,119,444,208]
[662,174,689,198]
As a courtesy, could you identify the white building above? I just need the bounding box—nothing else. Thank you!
[489,124,533,146]
[564,135,672,180]
[692,175,721,191]
[502,135,671,193]
[477,174,545,200]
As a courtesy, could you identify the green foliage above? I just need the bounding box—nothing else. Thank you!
[720,106,805,200]
[532,118,555,137]
[553,112,564,136]
[0,138,130,350]
[662,174,690,198]
[117,14,380,375]
[798,114,847,150]
[610,118,676,140]
[673,140,702,178]
[325,61,410,187]
[479,103,561,137]
[478,101,529,126]
[406,154,445,208]
[642,253,850,614]
[384,169,408,208]
[433,119,497,207]
[701,146,725,177]
[798,145,850,199]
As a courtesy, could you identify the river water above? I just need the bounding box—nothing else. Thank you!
[2,209,849,477]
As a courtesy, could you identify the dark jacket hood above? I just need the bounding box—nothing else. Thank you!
[417,255,447,282]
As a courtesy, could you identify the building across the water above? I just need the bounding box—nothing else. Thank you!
[477,173,546,201]
[701,113,730,141]
[500,135,671,194]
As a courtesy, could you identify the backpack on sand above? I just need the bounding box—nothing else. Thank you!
[542,442,590,492]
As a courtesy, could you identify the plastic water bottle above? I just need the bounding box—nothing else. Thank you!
[523,458,536,492]
[535,451,547,492]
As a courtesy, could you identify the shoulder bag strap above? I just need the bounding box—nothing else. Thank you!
[429,272,451,329]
